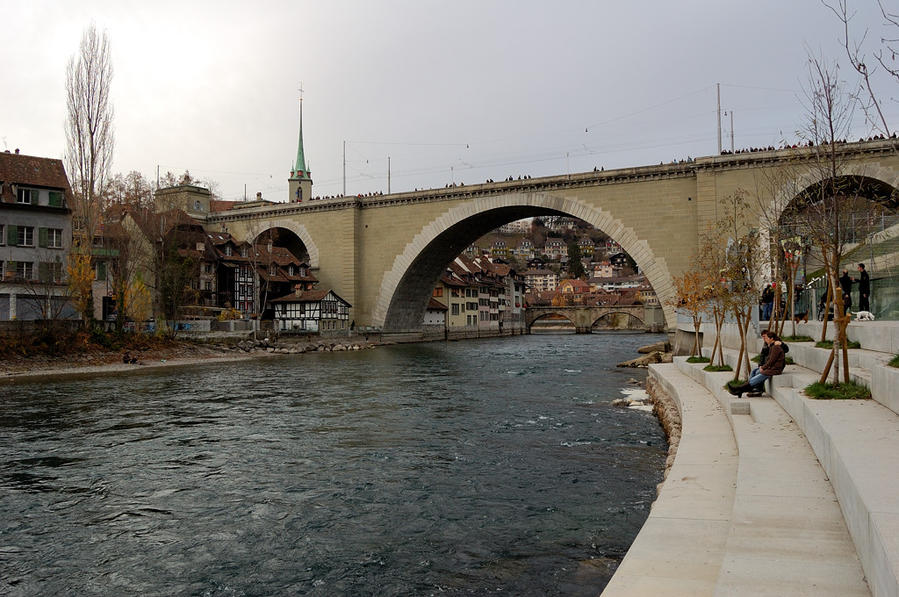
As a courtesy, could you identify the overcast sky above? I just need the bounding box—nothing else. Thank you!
[4,1,898,202]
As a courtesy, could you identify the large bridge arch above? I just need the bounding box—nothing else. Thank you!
[373,191,677,331]
[770,164,899,222]
[225,217,321,269]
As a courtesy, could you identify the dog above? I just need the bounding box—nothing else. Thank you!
[793,311,809,324]
[855,310,876,321]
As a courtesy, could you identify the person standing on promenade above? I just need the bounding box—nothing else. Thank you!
[839,269,854,313]
[857,263,871,312]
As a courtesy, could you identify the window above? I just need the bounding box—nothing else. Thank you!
[17,226,34,247]
[451,304,459,316]
[240,246,248,257]
[40,228,63,249]
[224,245,232,257]
[16,261,34,280]
[288,265,294,276]
[39,262,63,283]
[0,224,3,245]
[48,191,64,207]
[95,261,107,281]
[16,188,35,204]
[432,287,443,297]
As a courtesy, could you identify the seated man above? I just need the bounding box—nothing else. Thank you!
[746,330,788,396]
[729,331,786,398]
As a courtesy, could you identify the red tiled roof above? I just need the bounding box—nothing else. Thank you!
[427,297,448,311]
[0,151,72,198]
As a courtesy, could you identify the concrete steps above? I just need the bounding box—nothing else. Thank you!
[673,358,869,596]
[691,338,899,597]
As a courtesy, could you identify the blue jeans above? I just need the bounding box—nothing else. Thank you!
[762,302,772,320]
[749,370,770,390]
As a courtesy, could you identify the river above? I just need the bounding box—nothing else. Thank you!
[0,332,667,596]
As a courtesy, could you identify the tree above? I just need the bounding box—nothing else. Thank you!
[824,0,896,136]
[668,268,710,357]
[567,242,585,278]
[107,171,154,210]
[794,56,864,384]
[65,24,114,325]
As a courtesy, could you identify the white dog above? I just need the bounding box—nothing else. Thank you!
[855,310,876,321]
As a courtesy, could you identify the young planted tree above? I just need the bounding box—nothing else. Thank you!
[718,189,760,382]
[698,228,730,367]
[668,268,710,358]
[65,25,115,326]
[795,56,861,384]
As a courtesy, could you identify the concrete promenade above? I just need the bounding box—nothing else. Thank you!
[604,320,899,596]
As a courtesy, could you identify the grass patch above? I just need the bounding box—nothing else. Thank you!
[890,354,899,368]
[725,379,747,391]
[782,335,814,342]
[686,356,710,363]
[752,355,794,364]
[815,340,861,350]
[704,364,733,372]
[804,381,871,400]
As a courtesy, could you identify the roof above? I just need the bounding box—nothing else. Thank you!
[209,199,241,212]
[270,288,351,307]
[0,151,72,205]
[523,269,557,276]
[427,298,448,311]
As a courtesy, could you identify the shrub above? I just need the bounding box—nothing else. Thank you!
[815,340,861,349]
[686,356,710,363]
[725,379,747,391]
[783,335,814,342]
[889,354,899,368]
[804,381,871,400]
[704,364,733,372]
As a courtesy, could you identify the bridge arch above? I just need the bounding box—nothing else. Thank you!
[527,312,577,331]
[590,311,647,330]
[771,165,899,221]
[232,218,320,269]
[373,191,676,330]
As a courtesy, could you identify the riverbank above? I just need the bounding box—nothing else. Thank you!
[0,337,380,383]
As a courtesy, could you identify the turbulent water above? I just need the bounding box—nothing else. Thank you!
[0,333,667,596]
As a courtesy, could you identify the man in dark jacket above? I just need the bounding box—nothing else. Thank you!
[729,331,787,397]
[857,263,870,312]
[839,269,854,312]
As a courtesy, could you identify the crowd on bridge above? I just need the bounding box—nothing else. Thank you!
[720,133,897,156]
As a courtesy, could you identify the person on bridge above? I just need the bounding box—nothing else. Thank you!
[728,331,786,398]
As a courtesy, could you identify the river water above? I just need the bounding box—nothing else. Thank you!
[0,333,667,596]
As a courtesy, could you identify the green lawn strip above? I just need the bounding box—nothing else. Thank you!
[751,355,793,364]
[725,379,747,391]
[804,381,872,400]
[704,364,733,372]
[686,356,710,363]
[890,354,899,368]
[782,335,814,342]
[815,340,861,349]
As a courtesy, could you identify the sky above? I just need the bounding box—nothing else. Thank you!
[4,0,899,202]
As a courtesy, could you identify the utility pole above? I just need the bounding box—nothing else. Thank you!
[342,140,346,197]
[730,110,735,153]
[717,83,722,155]
[388,156,391,194]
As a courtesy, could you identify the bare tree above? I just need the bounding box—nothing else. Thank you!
[823,0,896,136]
[795,56,860,383]
[65,24,114,324]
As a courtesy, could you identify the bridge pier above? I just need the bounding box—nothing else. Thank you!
[575,326,592,334]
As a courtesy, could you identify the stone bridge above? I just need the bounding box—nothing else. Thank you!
[205,139,899,334]
[525,304,667,334]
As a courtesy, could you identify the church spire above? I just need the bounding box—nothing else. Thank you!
[292,92,311,181]
[288,87,313,203]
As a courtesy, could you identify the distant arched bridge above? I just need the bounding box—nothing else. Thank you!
[525,305,666,334]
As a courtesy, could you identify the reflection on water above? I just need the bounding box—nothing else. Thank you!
[0,333,666,596]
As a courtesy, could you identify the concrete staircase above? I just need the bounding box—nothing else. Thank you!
[605,321,899,595]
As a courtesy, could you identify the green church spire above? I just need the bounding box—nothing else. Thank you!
[292,96,311,181]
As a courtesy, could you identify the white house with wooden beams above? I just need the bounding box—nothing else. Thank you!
[270,288,351,333]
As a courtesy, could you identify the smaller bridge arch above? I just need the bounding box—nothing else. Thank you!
[525,305,659,334]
